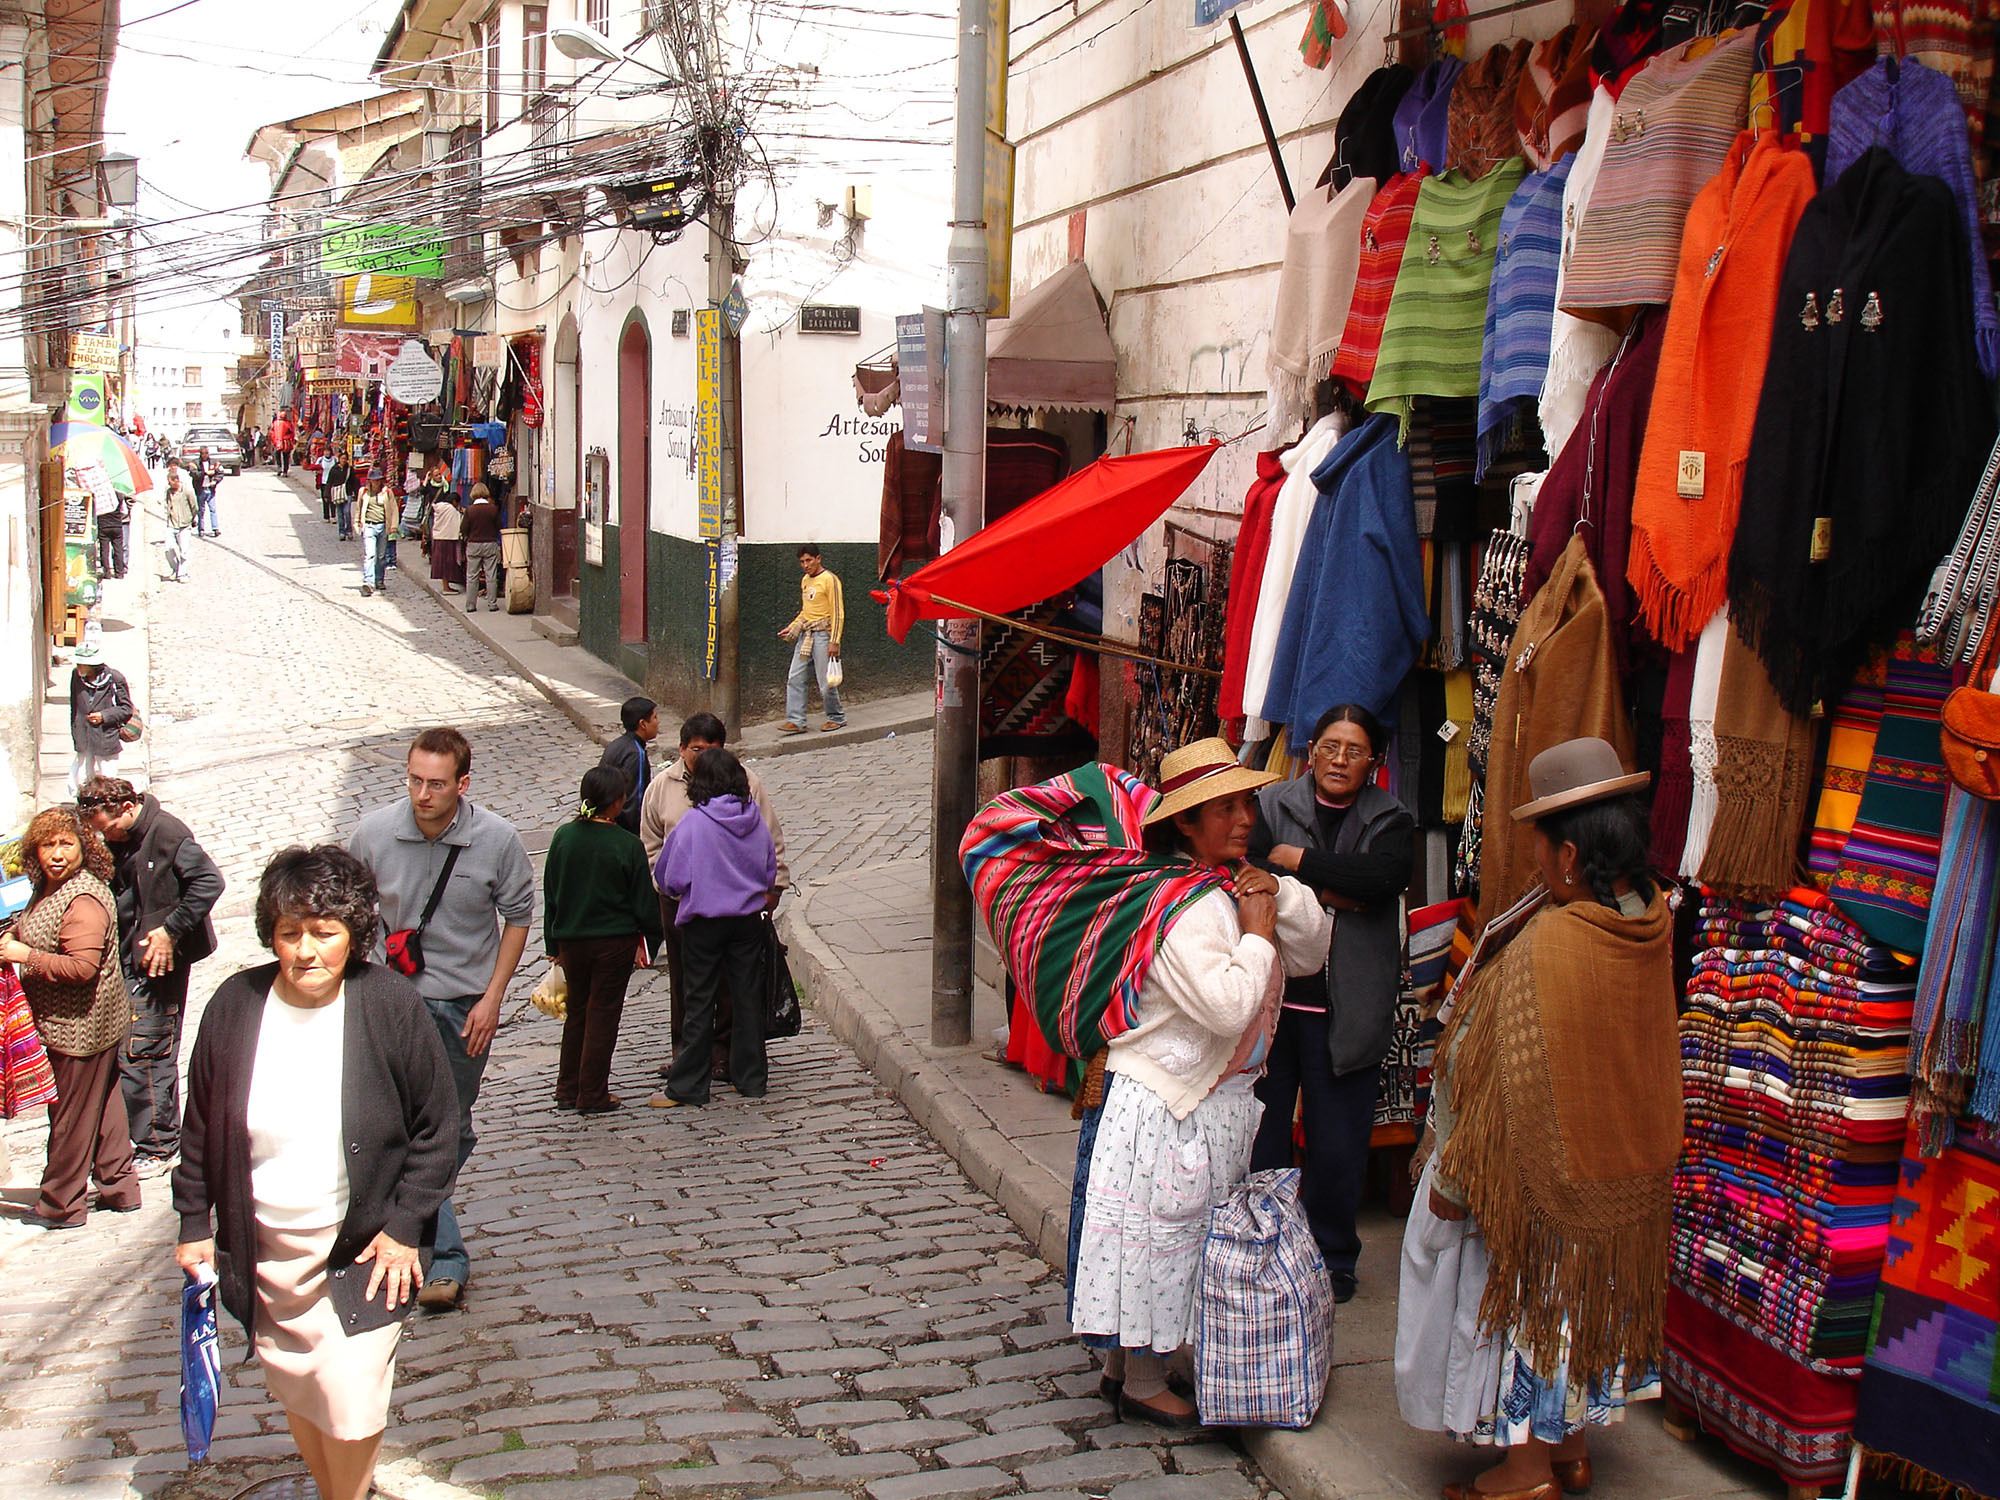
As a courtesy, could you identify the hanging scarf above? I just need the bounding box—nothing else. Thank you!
[1477,156,1573,480]
[1627,130,1817,652]
[1517,23,1596,168]
[1807,646,1889,883]
[1448,40,1533,178]
[1298,0,1349,70]
[1700,616,1817,900]
[1909,781,2000,1151]
[960,763,1228,1059]
[1679,607,1731,879]
[1437,893,1681,1378]
[1918,432,2000,667]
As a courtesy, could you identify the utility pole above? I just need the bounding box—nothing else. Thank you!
[931,0,990,1047]
[704,122,742,735]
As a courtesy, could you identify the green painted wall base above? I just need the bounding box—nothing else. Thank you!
[577,529,928,727]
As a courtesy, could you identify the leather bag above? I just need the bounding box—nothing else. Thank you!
[1942,625,2000,799]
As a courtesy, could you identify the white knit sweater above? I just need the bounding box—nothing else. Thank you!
[1107,878,1332,1120]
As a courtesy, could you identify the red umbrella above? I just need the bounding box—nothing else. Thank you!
[879,443,1219,642]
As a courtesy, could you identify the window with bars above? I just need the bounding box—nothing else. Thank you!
[587,0,609,30]
[483,9,501,131]
[523,5,547,97]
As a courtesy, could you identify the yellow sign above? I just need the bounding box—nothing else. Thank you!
[986,0,1009,136]
[337,273,418,330]
[70,333,119,373]
[696,308,722,539]
[986,130,1015,318]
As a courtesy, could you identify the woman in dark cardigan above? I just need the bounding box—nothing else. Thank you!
[173,845,459,1500]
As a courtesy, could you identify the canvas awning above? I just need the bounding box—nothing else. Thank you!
[987,261,1118,414]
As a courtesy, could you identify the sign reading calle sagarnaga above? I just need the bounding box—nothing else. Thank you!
[799,304,861,335]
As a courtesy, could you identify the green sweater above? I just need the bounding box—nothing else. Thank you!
[542,819,664,947]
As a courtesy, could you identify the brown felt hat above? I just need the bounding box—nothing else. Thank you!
[1511,736,1650,822]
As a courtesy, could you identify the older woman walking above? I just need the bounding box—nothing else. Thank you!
[173,845,459,1500]
[1396,738,1680,1500]
[0,805,138,1227]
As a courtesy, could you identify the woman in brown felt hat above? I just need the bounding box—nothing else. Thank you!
[1069,737,1334,1428]
[1394,737,1681,1500]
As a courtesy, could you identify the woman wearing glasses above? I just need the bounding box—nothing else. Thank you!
[1248,703,1414,1303]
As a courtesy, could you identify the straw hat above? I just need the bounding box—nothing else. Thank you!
[1511,736,1650,822]
[1143,737,1280,827]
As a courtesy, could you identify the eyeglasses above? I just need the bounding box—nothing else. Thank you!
[1311,744,1372,765]
[406,774,458,795]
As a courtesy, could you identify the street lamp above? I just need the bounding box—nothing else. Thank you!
[549,22,678,80]
[97,152,139,210]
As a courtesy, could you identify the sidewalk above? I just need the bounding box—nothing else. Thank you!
[778,860,1785,1500]
[277,472,933,756]
[37,497,155,805]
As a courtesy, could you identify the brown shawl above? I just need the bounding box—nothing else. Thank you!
[1437,894,1681,1378]
[1698,617,1815,899]
[1477,533,1634,923]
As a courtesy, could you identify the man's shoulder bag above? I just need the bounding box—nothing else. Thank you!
[384,845,462,978]
[1943,626,2000,799]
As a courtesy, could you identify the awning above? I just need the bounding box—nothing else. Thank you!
[878,443,1218,642]
[987,260,1117,414]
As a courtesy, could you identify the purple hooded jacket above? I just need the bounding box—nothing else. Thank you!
[653,794,776,923]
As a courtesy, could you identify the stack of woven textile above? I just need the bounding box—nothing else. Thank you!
[1662,887,1916,1493]
[1370,897,1462,1147]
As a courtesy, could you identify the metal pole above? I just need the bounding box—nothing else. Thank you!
[705,124,742,734]
[1229,15,1293,212]
[931,0,990,1048]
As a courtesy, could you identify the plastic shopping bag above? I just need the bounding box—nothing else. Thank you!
[180,1267,221,1463]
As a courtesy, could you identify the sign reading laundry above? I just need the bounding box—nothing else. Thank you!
[322,222,445,279]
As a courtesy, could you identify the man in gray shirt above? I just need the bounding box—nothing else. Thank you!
[349,726,534,1310]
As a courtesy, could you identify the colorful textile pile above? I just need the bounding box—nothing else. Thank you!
[961,762,1226,1059]
[1664,888,1917,1486]
[0,967,56,1119]
[1373,897,1462,1145]
[978,598,1097,763]
[1851,1120,2000,1499]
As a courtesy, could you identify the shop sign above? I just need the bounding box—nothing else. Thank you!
[986,131,1014,318]
[266,303,286,350]
[472,333,504,368]
[305,374,361,394]
[696,307,723,538]
[384,340,443,405]
[1193,0,1252,21]
[322,221,445,280]
[334,331,406,380]
[817,412,900,464]
[69,333,119,372]
[337,273,418,330]
[799,304,862,335]
[67,372,107,425]
[722,282,750,337]
[703,538,721,681]
[896,309,945,453]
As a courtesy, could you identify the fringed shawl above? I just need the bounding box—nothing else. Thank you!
[1699,616,1816,901]
[1436,894,1681,1378]
[1267,178,1375,434]
[960,763,1227,1059]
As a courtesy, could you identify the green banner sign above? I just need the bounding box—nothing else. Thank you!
[321,221,445,280]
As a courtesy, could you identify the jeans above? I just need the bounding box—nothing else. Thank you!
[1249,1007,1382,1287]
[196,492,218,535]
[667,915,768,1105]
[95,517,126,578]
[785,630,844,726]
[337,499,353,540]
[465,541,502,611]
[361,521,389,588]
[423,994,491,1285]
[119,966,190,1158]
[167,525,194,581]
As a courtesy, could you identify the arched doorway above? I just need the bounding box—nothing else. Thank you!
[549,312,581,603]
[616,315,650,644]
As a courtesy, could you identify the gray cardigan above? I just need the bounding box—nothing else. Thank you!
[1253,777,1414,1076]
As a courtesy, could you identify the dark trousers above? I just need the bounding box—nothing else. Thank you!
[319,483,334,519]
[555,934,638,1109]
[1250,1007,1381,1286]
[276,450,290,476]
[96,517,126,578]
[667,915,767,1105]
[119,965,190,1158]
[661,896,731,1075]
[41,1047,139,1225]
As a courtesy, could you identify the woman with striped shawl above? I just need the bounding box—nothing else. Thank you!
[964,738,1331,1427]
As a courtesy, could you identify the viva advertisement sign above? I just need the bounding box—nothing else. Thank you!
[322,222,445,280]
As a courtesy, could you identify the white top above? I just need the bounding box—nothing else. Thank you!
[1241,410,1350,737]
[247,988,351,1230]
[1108,879,1332,1120]
[1539,86,1621,461]
[429,500,462,541]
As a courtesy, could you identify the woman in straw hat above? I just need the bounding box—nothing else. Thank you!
[1395,738,1680,1500]
[1067,737,1334,1427]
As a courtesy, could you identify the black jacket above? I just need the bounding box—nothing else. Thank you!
[598,732,651,835]
[174,961,461,1339]
[110,797,222,980]
[69,666,132,758]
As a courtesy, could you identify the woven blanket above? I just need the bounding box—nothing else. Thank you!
[978,600,1096,762]
[0,968,55,1120]
[1809,650,1888,885]
[1910,780,2000,1153]
[1373,897,1462,1142]
[960,763,1226,1060]
[1852,1123,2000,1500]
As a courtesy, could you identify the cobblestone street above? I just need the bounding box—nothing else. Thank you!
[0,470,1279,1500]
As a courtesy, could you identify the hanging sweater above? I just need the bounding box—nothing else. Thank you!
[1477,156,1573,479]
[1328,171,1430,401]
[1262,414,1430,748]
[1824,56,2000,381]
[1265,176,1376,434]
[1218,449,1290,726]
[1367,160,1527,431]
[1626,130,1816,653]
[1242,412,1349,734]
[1447,40,1533,178]
[1539,87,1622,460]
[1393,57,1466,173]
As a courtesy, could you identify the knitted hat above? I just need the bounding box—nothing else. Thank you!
[1143,738,1279,827]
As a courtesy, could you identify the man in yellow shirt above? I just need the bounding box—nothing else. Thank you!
[778,544,846,733]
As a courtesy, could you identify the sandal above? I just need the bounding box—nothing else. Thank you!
[821,721,842,732]
[777,721,807,736]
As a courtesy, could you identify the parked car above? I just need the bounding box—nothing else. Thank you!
[179,425,243,474]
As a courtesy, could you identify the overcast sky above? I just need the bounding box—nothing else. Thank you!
[105,0,401,349]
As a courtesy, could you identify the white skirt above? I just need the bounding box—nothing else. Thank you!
[1070,1070,1262,1353]
[1395,1157,1501,1437]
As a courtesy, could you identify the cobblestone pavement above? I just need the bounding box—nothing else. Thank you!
[0,470,1280,1500]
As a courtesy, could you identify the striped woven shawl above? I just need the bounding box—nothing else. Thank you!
[960,763,1226,1059]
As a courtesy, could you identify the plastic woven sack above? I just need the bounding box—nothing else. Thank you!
[1194,1167,1334,1428]
[180,1268,221,1462]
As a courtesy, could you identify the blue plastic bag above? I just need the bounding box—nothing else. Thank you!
[180,1267,220,1463]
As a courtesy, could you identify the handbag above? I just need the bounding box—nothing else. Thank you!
[765,915,802,1039]
[384,845,461,977]
[1194,1167,1334,1428]
[117,711,144,745]
[1942,625,2000,799]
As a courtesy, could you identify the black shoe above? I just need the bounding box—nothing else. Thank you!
[553,1098,577,1112]
[1333,1274,1358,1305]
